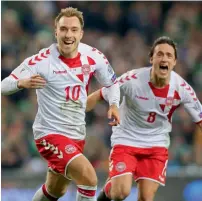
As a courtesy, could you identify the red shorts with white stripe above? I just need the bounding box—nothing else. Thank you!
[109,145,168,185]
[35,134,85,176]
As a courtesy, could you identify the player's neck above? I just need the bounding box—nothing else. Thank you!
[57,45,78,59]
[150,71,169,88]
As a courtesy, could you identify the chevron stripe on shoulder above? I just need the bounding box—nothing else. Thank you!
[180,80,197,101]
[28,49,50,66]
[118,71,137,85]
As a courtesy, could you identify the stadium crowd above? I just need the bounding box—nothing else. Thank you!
[1,1,202,176]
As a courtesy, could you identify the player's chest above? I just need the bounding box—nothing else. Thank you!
[47,60,95,87]
[128,84,181,114]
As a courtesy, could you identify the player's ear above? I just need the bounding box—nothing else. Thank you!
[80,30,84,40]
[172,59,177,69]
[55,30,57,38]
[149,57,153,64]
[55,25,58,39]
[174,59,177,66]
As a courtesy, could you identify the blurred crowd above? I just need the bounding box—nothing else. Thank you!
[1,1,202,176]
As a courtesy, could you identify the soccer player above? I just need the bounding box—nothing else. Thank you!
[86,36,202,201]
[1,7,120,201]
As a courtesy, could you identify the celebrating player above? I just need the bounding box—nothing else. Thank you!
[1,7,120,201]
[86,36,202,201]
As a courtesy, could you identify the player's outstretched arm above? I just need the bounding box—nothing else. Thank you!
[180,80,202,132]
[86,90,102,112]
[86,87,120,126]
[1,74,46,95]
[107,104,120,126]
[1,47,51,95]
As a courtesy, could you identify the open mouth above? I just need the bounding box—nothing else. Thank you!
[159,65,168,70]
[159,65,168,74]
[63,41,74,45]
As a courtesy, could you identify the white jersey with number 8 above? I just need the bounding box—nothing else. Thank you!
[101,67,202,148]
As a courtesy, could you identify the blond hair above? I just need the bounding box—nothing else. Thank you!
[55,7,84,29]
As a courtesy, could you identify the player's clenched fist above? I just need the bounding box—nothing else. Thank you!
[17,74,46,89]
[108,104,120,126]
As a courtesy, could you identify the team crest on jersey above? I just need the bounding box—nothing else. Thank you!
[115,162,126,172]
[165,97,174,106]
[65,144,77,154]
[81,64,91,75]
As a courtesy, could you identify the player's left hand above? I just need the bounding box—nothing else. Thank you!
[108,104,120,126]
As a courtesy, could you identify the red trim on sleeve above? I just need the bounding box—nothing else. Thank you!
[10,74,18,80]
[196,120,202,124]
[105,81,117,88]
[100,89,104,100]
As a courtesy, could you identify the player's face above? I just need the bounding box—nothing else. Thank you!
[55,16,83,58]
[150,44,176,79]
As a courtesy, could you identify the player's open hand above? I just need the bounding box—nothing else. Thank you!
[108,104,120,126]
[17,75,46,89]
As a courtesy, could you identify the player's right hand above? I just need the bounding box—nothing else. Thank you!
[17,75,46,89]
[108,104,120,126]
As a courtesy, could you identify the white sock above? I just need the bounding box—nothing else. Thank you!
[76,185,97,201]
[32,184,58,201]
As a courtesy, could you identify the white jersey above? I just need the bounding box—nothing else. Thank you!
[101,67,202,148]
[9,43,117,140]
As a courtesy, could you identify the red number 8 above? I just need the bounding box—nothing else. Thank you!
[147,112,156,123]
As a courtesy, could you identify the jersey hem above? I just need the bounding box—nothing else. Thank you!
[34,133,85,141]
[111,142,169,149]
[195,120,202,124]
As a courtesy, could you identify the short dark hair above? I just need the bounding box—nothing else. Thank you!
[149,36,177,59]
[55,7,84,29]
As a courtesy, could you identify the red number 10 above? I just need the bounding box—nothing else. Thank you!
[65,85,81,101]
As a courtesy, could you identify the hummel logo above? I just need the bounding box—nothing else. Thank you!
[135,95,149,100]
[53,70,67,74]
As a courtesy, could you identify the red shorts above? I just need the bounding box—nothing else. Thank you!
[109,145,168,185]
[35,134,85,176]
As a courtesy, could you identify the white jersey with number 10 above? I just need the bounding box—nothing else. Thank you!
[9,43,117,140]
